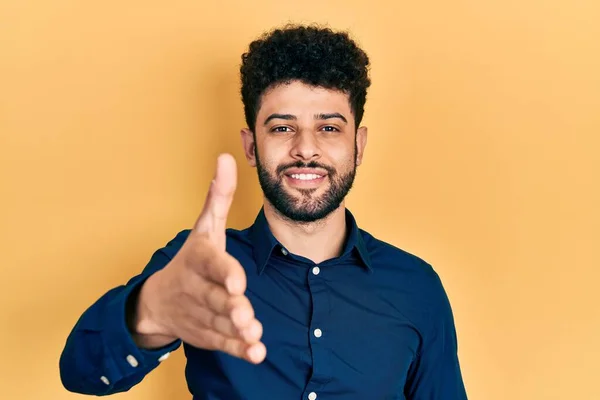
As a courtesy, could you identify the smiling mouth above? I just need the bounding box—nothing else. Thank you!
[284,173,327,187]
[289,173,323,181]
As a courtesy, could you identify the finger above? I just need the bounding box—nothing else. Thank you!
[223,338,267,364]
[213,314,264,344]
[189,305,263,343]
[193,242,247,295]
[239,319,263,344]
[198,279,255,327]
[199,330,266,364]
[193,153,237,248]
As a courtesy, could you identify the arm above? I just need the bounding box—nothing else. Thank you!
[59,154,265,395]
[404,271,468,399]
[58,232,187,396]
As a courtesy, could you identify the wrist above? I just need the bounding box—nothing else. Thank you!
[131,273,170,337]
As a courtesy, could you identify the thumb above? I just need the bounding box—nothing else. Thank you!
[193,153,237,248]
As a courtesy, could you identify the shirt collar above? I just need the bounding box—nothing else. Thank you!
[249,206,373,275]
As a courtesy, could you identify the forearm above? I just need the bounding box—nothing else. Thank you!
[60,276,181,395]
[59,233,191,394]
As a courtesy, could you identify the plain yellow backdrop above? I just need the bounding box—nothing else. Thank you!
[1,0,599,399]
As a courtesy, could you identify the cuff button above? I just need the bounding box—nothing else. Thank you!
[126,354,139,367]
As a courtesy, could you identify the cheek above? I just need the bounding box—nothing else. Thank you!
[256,147,278,172]
[327,142,355,164]
[258,142,289,164]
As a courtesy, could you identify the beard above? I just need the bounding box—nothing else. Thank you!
[255,147,357,223]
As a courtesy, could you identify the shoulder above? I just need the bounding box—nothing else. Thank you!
[155,229,191,258]
[361,230,457,330]
[361,230,450,305]
[361,229,437,278]
[155,226,253,258]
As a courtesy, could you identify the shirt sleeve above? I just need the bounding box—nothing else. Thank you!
[59,230,190,395]
[404,270,468,399]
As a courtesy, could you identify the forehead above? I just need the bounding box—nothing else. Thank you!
[257,81,352,120]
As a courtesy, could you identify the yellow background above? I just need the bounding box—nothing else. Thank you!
[1,0,599,399]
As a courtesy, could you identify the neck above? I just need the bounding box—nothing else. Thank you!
[263,200,348,264]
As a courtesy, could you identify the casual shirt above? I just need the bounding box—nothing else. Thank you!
[60,207,468,399]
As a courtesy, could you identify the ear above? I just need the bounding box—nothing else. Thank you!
[240,128,257,167]
[355,126,368,166]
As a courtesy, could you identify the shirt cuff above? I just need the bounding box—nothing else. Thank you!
[102,274,182,377]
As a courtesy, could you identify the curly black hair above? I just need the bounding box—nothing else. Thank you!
[240,24,371,133]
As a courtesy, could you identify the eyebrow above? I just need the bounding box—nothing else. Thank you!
[264,114,296,125]
[316,112,347,124]
[263,112,348,125]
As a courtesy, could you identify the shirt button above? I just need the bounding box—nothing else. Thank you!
[126,354,139,367]
[308,392,317,400]
[314,328,322,338]
[158,352,170,362]
[281,247,288,256]
[100,376,110,385]
[312,266,320,275]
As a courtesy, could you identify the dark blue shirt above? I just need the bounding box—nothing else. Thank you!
[60,207,467,399]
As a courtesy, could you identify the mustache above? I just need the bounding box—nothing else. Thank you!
[276,160,336,176]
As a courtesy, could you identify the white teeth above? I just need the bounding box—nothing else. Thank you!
[290,174,322,180]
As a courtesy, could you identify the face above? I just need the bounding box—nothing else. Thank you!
[241,80,367,223]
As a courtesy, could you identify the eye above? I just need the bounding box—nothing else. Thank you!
[321,126,340,133]
[271,126,293,133]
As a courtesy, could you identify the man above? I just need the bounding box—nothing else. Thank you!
[60,24,468,399]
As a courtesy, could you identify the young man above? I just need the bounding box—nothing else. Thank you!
[60,25,468,399]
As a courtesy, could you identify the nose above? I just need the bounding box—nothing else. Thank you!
[290,130,321,161]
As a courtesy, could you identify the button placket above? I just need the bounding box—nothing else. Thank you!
[304,261,330,396]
